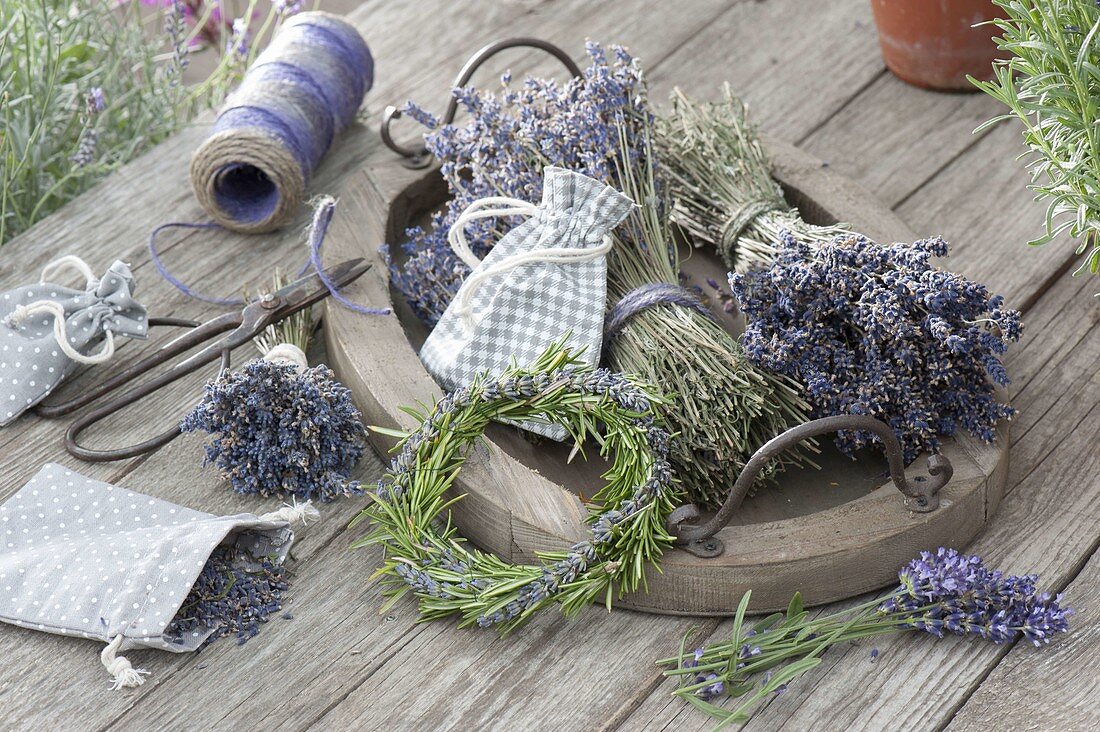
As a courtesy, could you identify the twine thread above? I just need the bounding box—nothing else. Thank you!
[604,283,717,345]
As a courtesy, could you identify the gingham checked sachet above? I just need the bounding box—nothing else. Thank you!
[419,166,634,440]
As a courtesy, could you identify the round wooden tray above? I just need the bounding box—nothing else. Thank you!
[324,138,1009,614]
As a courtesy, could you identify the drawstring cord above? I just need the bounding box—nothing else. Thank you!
[101,634,150,690]
[3,255,116,365]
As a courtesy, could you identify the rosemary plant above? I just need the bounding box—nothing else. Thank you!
[971,0,1100,273]
[352,340,679,631]
[606,121,811,507]
[657,85,850,272]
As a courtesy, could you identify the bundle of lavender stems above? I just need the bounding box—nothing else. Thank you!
[658,84,851,273]
[605,123,812,507]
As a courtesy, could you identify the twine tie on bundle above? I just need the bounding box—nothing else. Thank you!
[259,498,321,525]
[604,282,718,347]
[719,199,784,267]
[190,12,373,233]
[101,634,150,690]
[4,255,116,365]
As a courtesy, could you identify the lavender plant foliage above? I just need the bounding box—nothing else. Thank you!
[385,43,649,325]
[181,360,366,502]
[730,233,1023,461]
[166,543,289,648]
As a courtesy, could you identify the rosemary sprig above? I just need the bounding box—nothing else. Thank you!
[971,0,1100,274]
[605,116,811,508]
[657,85,851,272]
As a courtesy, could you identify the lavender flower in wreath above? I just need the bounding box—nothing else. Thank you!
[386,43,650,325]
[730,232,1022,462]
[181,360,366,502]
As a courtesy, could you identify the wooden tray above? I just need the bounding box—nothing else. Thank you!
[323,139,1009,614]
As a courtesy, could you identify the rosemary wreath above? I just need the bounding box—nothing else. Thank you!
[351,341,679,631]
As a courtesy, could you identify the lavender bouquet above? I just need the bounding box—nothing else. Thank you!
[387,44,810,507]
[730,233,1022,462]
[661,548,1073,725]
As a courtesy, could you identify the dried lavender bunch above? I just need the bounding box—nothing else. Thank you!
[181,360,366,502]
[660,548,1073,725]
[607,121,810,507]
[166,542,289,648]
[385,43,647,325]
[657,85,851,272]
[972,0,1100,274]
[730,233,1022,462]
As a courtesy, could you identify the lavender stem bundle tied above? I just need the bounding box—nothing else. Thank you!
[658,85,852,273]
[660,548,1073,726]
[181,272,366,502]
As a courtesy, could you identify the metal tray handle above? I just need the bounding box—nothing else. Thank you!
[668,415,953,558]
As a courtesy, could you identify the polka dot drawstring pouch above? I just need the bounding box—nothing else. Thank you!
[0,256,148,426]
[0,463,317,690]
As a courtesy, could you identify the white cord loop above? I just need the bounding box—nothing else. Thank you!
[452,235,614,331]
[448,196,540,269]
[3,255,116,365]
[101,634,150,690]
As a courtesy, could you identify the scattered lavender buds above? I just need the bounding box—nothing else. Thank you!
[385,42,647,325]
[181,360,366,502]
[166,543,289,649]
[661,547,1073,725]
[730,232,1022,462]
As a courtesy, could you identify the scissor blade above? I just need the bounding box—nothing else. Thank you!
[273,258,371,308]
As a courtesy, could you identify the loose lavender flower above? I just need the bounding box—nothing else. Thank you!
[273,0,302,17]
[388,42,649,325]
[731,232,1022,461]
[227,17,249,59]
[181,359,366,502]
[166,543,290,648]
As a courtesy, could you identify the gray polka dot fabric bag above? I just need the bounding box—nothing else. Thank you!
[419,167,633,440]
[0,463,314,689]
[0,256,149,426]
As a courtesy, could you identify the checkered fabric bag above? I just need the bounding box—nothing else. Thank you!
[420,167,633,440]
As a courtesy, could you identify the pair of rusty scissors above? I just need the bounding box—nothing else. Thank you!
[34,259,371,462]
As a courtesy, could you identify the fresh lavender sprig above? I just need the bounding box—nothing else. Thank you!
[659,548,1073,725]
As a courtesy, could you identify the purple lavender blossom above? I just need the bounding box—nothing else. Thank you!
[879,548,1074,646]
[227,17,249,58]
[389,42,650,325]
[181,359,366,502]
[730,232,1022,462]
[273,0,302,17]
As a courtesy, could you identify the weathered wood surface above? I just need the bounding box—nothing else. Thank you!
[0,0,1094,730]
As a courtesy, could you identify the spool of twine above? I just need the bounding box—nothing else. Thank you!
[190,12,373,233]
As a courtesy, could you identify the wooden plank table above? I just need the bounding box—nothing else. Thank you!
[1,1,1097,729]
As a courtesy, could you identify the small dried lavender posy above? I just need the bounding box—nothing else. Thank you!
[181,359,366,502]
[730,232,1022,462]
[166,543,290,649]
